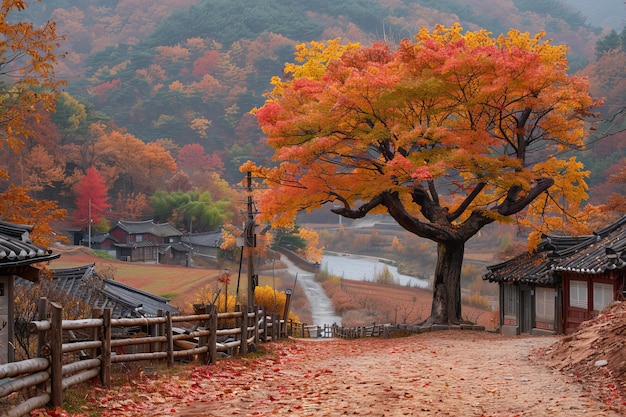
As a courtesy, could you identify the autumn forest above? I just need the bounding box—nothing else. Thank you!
[1,0,625,246]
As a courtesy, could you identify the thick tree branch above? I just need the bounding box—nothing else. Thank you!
[330,193,384,219]
[447,182,486,222]
[427,180,439,206]
[411,186,449,224]
[497,177,554,216]
[456,177,555,240]
[384,191,458,243]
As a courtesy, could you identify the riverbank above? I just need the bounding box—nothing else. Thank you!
[322,252,430,287]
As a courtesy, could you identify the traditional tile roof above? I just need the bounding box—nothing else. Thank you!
[88,232,117,244]
[48,264,179,318]
[161,242,191,253]
[113,220,182,237]
[181,230,223,247]
[552,216,626,274]
[484,216,626,284]
[484,250,556,285]
[0,220,59,269]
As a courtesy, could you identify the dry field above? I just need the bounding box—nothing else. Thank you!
[337,279,495,329]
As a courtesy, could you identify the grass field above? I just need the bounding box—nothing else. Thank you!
[50,245,226,312]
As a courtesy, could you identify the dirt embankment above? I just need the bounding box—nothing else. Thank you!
[543,301,626,411]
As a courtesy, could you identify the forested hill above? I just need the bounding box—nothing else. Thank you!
[564,0,625,30]
[10,0,626,213]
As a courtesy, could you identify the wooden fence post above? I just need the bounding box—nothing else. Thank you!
[208,305,217,364]
[270,312,278,342]
[156,310,164,353]
[36,298,48,395]
[240,306,248,356]
[91,308,102,359]
[253,306,260,345]
[198,305,209,364]
[101,308,112,387]
[276,315,281,340]
[36,298,48,358]
[50,302,63,408]
[166,311,174,367]
[261,306,267,342]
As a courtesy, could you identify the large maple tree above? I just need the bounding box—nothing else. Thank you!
[243,25,600,325]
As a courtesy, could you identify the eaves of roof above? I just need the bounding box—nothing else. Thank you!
[484,251,559,285]
[552,217,626,274]
[485,216,626,283]
[0,221,60,268]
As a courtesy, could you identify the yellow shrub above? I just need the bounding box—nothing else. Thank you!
[254,285,299,321]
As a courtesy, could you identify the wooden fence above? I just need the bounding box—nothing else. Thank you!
[332,323,385,338]
[0,299,288,417]
[285,323,386,339]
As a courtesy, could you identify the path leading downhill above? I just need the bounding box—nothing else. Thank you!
[91,331,623,417]
[281,255,342,326]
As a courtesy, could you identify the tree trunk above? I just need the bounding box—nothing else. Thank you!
[425,241,465,325]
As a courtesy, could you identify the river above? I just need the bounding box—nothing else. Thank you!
[282,253,429,326]
[321,253,429,288]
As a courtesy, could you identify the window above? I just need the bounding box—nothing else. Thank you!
[593,282,613,311]
[503,284,518,317]
[569,280,588,309]
[535,287,555,321]
[135,234,143,242]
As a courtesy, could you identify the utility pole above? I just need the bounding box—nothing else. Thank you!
[88,198,92,249]
[245,171,257,311]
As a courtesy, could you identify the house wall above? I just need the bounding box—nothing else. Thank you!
[190,244,218,258]
[562,272,621,333]
[499,283,559,336]
[0,275,14,364]
[109,227,129,244]
[133,246,157,263]
[158,247,188,266]
[500,283,519,336]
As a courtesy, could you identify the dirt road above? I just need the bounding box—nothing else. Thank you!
[92,331,623,417]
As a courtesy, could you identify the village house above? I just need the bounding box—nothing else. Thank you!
[181,229,224,260]
[485,216,626,335]
[108,220,190,266]
[0,221,60,363]
[83,232,118,255]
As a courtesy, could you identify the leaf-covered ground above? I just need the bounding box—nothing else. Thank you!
[56,329,624,417]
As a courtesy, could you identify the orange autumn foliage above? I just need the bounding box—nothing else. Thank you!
[0,185,67,247]
[0,0,65,157]
[247,25,599,239]
[244,24,600,325]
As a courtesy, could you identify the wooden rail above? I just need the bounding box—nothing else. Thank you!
[0,299,286,417]
[332,323,385,338]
